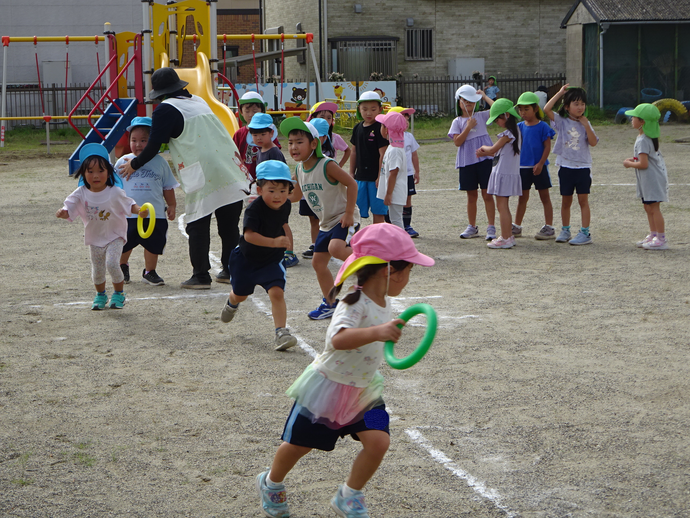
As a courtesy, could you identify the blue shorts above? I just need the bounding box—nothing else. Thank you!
[123,218,168,255]
[228,247,286,296]
[314,223,358,254]
[520,166,552,191]
[558,167,592,196]
[407,175,417,196]
[299,198,318,218]
[642,199,662,205]
[281,402,390,452]
[458,160,492,191]
[356,180,388,218]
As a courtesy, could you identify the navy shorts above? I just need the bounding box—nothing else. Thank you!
[123,218,168,255]
[520,166,552,191]
[558,167,592,196]
[299,198,318,218]
[407,175,417,196]
[228,247,286,296]
[458,159,492,191]
[281,402,390,452]
[356,180,388,218]
[314,223,358,254]
[642,199,662,205]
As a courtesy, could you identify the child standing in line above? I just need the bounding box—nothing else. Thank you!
[256,223,434,518]
[219,161,298,350]
[514,92,557,240]
[375,111,409,230]
[300,102,352,259]
[57,144,146,310]
[544,84,599,245]
[387,106,421,237]
[623,104,669,250]
[248,112,299,268]
[280,118,360,320]
[114,117,179,286]
[477,99,523,249]
[448,85,497,240]
[350,91,389,224]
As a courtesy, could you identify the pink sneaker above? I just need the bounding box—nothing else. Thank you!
[487,236,515,249]
[636,234,654,248]
[642,236,668,250]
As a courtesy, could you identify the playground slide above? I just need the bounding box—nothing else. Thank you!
[160,52,240,136]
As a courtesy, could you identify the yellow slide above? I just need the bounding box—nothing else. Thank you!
[160,52,240,136]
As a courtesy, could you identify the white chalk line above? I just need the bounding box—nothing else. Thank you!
[418,182,690,193]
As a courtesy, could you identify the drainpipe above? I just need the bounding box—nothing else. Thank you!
[323,0,328,75]
[599,22,609,109]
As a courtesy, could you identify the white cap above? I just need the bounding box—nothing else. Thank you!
[455,85,482,103]
[358,91,382,103]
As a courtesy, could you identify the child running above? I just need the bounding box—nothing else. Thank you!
[255,223,434,518]
[544,84,599,245]
[514,92,556,239]
[477,99,522,249]
[219,161,298,350]
[350,91,389,224]
[114,117,179,286]
[280,118,359,320]
[375,111,409,230]
[623,103,670,250]
[56,144,146,310]
[301,102,352,259]
[448,85,497,240]
[387,106,421,237]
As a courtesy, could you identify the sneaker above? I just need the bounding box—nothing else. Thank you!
[215,270,231,284]
[569,231,593,246]
[642,236,669,250]
[120,264,130,284]
[534,225,555,240]
[512,223,522,237]
[555,228,572,243]
[282,253,299,268]
[220,300,238,323]
[142,269,165,286]
[636,234,654,248]
[331,485,370,518]
[275,328,298,351]
[301,244,315,259]
[256,471,289,518]
[405,226,420,238]
[485,225,497,241]
[92,292,108,311]
[110,291,126,309]
[487,236,515,249]
[308,298,338,320]
[180,275,212,290]
[460,224,479,239]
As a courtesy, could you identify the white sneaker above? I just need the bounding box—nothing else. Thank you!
[485,225,497,241]
[642,236,668,250]
[460,224,480,239]
[487,236,515,249]
[275,328,298,351]
[636,234,654,248]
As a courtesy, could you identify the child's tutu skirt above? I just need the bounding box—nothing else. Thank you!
[286,363,384,429]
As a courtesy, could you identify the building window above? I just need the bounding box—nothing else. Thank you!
[331,38,398,79]
[405,28,433,61]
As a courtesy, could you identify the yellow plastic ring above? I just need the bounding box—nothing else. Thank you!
[137,203,156,239]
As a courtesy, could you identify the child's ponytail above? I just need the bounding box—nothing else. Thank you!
[327,260,410,305]
[504,115,521,156]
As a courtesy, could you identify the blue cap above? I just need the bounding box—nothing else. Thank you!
[256,160,294,183]
[247,113,278,147]
[127,116,152,132]
[310,118,330,137]
[79,143,110,164]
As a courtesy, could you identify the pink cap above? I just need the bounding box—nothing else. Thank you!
[334,224,434,286]
[375,111,408,148]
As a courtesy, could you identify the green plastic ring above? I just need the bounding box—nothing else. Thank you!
[384,303,437,370]
[137,203,156,239]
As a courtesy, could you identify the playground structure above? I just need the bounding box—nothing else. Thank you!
[0,0,323,174]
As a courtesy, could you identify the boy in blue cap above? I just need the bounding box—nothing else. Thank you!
[219,160,298,351]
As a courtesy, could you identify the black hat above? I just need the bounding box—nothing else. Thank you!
[149,68,189,100]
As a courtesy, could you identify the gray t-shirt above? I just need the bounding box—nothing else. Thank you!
[633,134,669,202]
[551,113,598,168]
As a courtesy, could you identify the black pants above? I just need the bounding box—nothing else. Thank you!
[185,201,242,280]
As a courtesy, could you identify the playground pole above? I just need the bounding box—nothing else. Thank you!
[103,23,112,95]
[168,2,178,67]
[1,41,8,147]
[142,0,153,116]
[307,38,323,102]
[209,0,219,99]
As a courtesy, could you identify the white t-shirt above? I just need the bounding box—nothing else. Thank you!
[376,146,408,206]
[114,153,179,218]
[633,134,669,202]
[404,132,420,177]
[313,292,391,388]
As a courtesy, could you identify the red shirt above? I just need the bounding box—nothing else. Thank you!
[233,127,281,180]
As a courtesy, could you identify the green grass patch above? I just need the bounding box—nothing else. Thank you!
[11,478,34,486]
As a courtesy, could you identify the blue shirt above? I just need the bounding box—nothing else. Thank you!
[518,121,555,168]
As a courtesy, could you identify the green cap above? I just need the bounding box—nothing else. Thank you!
[625,103,661,138]
[279,118,324,158]
[486,98,520,125]
[516,92,545,119]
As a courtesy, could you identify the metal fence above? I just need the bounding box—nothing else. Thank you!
[398,74,566,115]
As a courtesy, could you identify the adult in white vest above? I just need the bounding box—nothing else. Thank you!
[120,68,248,289]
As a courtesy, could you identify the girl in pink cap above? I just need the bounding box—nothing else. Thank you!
[375,111,409,229]
[256,223,434,518]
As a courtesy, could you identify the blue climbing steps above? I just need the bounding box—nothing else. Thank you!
[68,98,138,175]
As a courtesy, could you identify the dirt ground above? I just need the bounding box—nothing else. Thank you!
[1,124,690,517]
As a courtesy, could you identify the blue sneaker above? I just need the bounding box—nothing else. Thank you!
[92,292,108,311]
[460,224,479,239]
[405,226,419,238]
[555,228,571,243]
[485,225,497,241]
[110,291,126,309]
[282,253,299,268]
[569,231,593,246]
[308,298,337,320]
[331,485,370,518]
[256,471,289,518]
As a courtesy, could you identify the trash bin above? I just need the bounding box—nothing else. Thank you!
[640,88,662,103]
